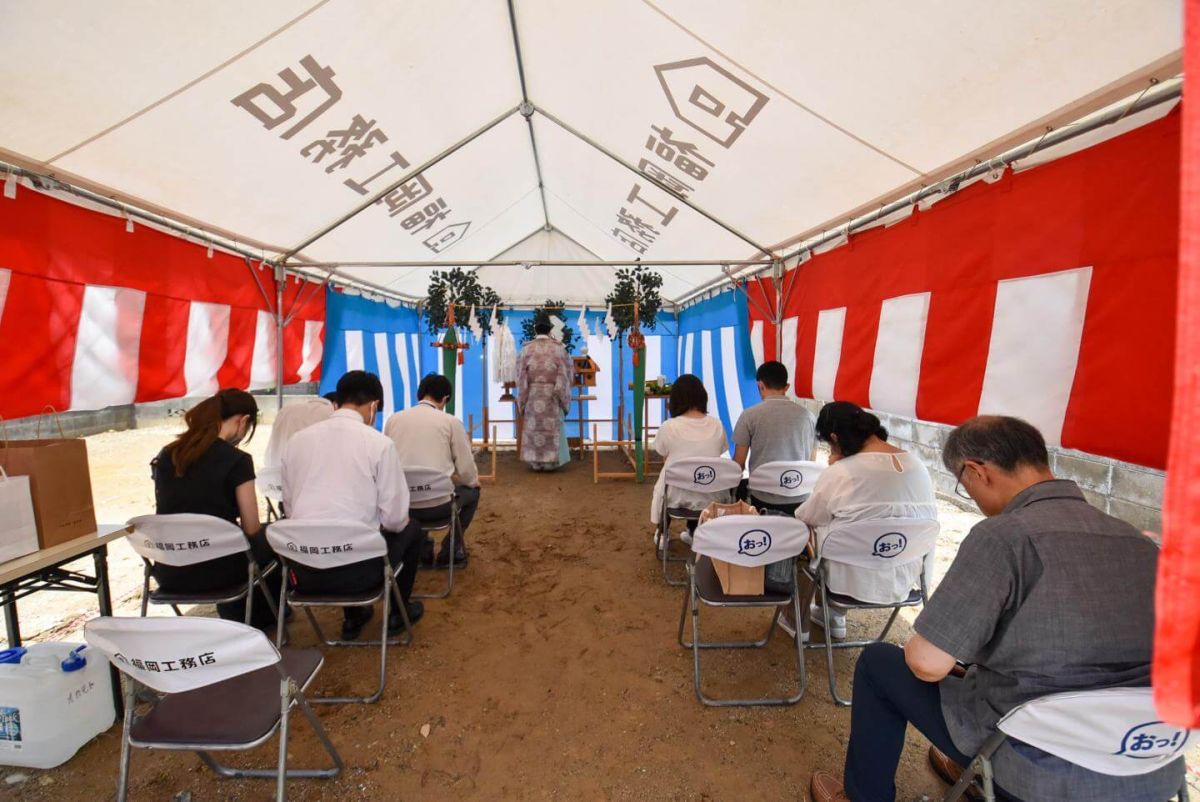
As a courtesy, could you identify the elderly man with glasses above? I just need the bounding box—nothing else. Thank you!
[809,415,1180,802]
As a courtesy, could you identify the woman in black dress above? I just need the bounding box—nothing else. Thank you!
[150,388,279,628]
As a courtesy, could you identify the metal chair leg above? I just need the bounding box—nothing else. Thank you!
[115,679,137,802]
[820,581,851,707]
[275,675,289,802]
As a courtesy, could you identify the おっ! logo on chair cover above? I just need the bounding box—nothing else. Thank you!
[1116,722,1190,760]
[693,465,716,485]
[737,529,772,558]
[779,469,803,491]
[871,532,907,558]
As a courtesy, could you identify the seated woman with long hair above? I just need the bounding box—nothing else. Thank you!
[793,401,937,639]
[649,374,731,538]
[150,388,280,629]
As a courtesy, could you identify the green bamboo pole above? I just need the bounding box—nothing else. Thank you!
[442,326,458,415]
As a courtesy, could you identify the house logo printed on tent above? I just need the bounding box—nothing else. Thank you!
[737,529,772,558]
[872,532,907,558]
[1115,721,1190,760]
[693,465,716,485]
[779,469,803,490]
[606,58,770,258]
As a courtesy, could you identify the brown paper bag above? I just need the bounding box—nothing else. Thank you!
[0,438,97,548]
[699,501,764,596]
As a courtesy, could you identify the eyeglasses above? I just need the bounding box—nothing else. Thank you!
[953,463,973,501]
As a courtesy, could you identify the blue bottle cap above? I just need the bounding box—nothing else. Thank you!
[0,647,26,665]
[61,645,87,672]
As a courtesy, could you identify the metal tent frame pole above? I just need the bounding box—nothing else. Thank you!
[673,76,1182,308]
[532,104,776,257]
[278,105,523,261]
[275,264,286,409]
[286,258,775,268]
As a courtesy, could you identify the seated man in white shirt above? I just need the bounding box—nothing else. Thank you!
[281,371,425,640]
[262,392,336,474]
[384,373,481,568]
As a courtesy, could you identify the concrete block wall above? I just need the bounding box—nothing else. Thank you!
[4,384,320,440]
[797,399,1166,533]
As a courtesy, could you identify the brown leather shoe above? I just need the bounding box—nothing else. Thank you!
[809,771,851,802]
[928,746,982,801]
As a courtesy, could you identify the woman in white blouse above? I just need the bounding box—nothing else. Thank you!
[649,374,730,534]
[794,401,937,639]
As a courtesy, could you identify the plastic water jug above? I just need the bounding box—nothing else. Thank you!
[0,642,115,769]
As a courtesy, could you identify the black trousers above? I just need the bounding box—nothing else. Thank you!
[410,485,481,553]
[845,642,1018,802]
[735,478,805,516]
[151,532,282,629]
[289,519,424,619]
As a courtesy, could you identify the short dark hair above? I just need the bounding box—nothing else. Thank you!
[335,370,384,407]
[322,391,339,404]
[756,361,788,390]
[815,401,887,457]
[534,320,553,335]
[669,374,708,417]
[417,373,453,403]
[942,416,1049,473]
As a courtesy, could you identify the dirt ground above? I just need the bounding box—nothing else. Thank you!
[2,423,1195,800]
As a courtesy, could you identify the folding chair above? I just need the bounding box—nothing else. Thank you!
[266,520,412,705]
[127,514,279,626]
[678,514,809,706]
[746,459,825,507]
[257,466,285,522]
[803,516,940,706]
[944,687,1193,802]
[85,616,342,802]
[657,456,743,586]
[405,466,460,600]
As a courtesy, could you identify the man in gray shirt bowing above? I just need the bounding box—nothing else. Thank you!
[732,361,816,514]
[810,415,1182,802]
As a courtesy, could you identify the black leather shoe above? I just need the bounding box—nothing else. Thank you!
[341,607,374,641]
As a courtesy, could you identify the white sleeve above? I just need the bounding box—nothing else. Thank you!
[376,441,411,531]
[795,466,840,526]
[450,419,480,487]
[652,421,672,456]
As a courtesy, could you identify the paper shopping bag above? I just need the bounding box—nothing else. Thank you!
[0,439,97,548]
[0,468,38,562]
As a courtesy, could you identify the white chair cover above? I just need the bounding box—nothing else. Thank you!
[126,513,250,567]
[403,466,455,505]
[816,517,939,570]
[997,687,1194,777]
[747,460,825,498]
[266,519,385,569]
[85,616,279,694]
[256,466,284,501]
[663,456,743,494]
[691,514,809,568]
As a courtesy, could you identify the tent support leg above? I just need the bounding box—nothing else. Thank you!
[773,260,784,359]
[275,263,285,409]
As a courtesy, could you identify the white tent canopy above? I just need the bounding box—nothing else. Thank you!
[0,1,1182,304]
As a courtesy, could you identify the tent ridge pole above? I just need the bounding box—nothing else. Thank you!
[532,104,776,258]
[506,0,551,229]
[278,104,523,260]
[287,258,774,268]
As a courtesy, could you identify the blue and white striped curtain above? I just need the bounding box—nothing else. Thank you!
[319,288,759,444]
[674,290,762,449]
[319,288,423,430]
[420,310,679,442]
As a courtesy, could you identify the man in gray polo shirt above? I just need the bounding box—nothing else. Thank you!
[732,361,816,514]
[810,415,1182,802]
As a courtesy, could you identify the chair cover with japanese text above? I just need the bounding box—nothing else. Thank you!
[84,616,279,694]
[747,460,825,499]
[266,519,386,569]
[126,513,250,567]
[690,514,809,568]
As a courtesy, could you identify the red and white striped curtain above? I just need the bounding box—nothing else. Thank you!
[0,188,325,420]
[750,108,1180,470]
